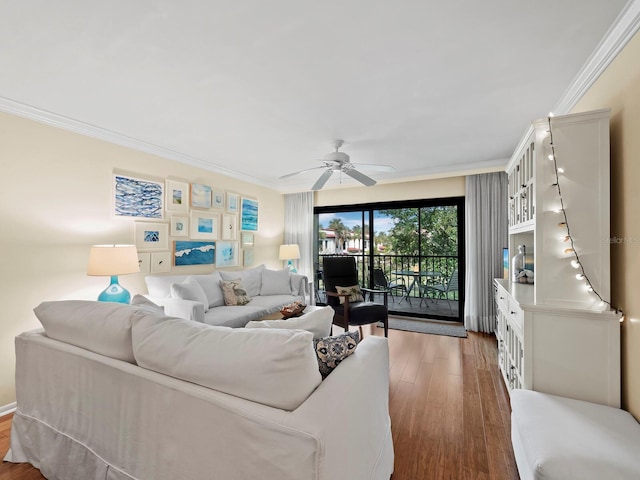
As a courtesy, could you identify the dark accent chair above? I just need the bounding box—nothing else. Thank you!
[322,256,389,337]
[373,268,410,304]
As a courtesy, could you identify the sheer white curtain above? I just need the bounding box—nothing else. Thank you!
[284,191,314,282]
[464,172,508,333]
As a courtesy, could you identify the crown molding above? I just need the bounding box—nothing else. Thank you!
[553,0,640,114]
[0,96,274,189]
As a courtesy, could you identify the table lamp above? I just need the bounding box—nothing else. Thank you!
[279,244,300,273]
[87,244,140,303]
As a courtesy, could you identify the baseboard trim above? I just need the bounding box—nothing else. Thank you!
[0,402,17,417]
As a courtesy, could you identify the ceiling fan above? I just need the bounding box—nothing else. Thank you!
[280,140,395,190]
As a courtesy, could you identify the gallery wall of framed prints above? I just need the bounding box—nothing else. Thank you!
[116,173,258,271]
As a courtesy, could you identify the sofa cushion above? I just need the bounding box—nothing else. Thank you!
[132,314,322,410]
[220,279,251,306]
[245,306,333,339]
[314,331,360,379]
[187,272,224,308]
[170,281,210,312]
[202,305,270,328]
[130,294,165,315]
[260,268,292,296]
[34,300,169,364]
[145,274,190,298]
[219,265,264,297]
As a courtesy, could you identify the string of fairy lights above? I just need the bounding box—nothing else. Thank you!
[546,115,621,314]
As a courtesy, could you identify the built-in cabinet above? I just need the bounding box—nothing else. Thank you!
[495,108,620,407]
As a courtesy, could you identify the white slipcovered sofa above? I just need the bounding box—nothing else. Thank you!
[4,301,394,480]
[144,264,309,327]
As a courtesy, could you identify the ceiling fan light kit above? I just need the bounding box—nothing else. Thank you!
[281,139,395,191]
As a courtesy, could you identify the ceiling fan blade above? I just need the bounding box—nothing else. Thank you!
[312,169,334,190]
[345,168,377,187]
[351,163,395,172]
[279,166,326,179]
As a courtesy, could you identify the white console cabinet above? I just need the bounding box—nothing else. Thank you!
[496,109,620,407]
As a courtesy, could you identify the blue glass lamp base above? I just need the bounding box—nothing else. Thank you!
[97,275,131,304]
[287,260,297,274]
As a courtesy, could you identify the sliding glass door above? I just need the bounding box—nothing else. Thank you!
[315,197,464,322]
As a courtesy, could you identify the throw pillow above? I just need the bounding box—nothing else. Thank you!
[187,272,224,308]
[170,281,210,312]
[260,268,292,296]
[335,284,364,304]
[130,294,165,315]
[220,279,251,306]
[245,305,334,340]
[219,264,265,297]
[313,330,360,379]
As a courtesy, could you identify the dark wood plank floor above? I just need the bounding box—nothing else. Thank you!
[0,329,518,480]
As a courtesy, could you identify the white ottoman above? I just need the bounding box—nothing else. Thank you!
[510,389,640,480]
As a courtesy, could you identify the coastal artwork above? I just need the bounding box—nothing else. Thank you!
[191,183,212,209]
[114,174,163,219]
[226,192,239,213]
[190,212,218,239]
[165,179,189,213]
[241,197,258,231]
[216,241,238,267]
[135,222,168,251]
[174,241,215,266]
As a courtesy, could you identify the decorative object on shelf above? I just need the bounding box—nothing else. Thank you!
[189,211,218,240]
[226,192,239,213]
[134,222,169,251]
[280,300,306,319]
[213,189,225,209]
[87,244,140,303]
[222,214,237,240]
[150,251,171,273]
[170,215,188,237]
[165,179,189,213]
[113,174,163,219]
[503,248,509,279]
[279,244,300,272]
[190,183,212,209]
[241,197,258,231]
[174,240,215,266]
[511,245,533,283]
[216,241,239,267]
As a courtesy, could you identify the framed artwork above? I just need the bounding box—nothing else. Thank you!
[135,222,169,251]
[191,183,212,209]
[241,197,258,231]
[503,248,509,279]
[170,215,189,237]
[114,174,163,219]
[151,252,172,273]
[243,249,254,266]
[137,252,151,274]
[241,233,254,248]
[174,241,215,266]
[165,179,189,213]
[226,192,239,213]
[222,214,237,240]
[216,241,239,268]
[190,211,218,239]
[212,190,225,209]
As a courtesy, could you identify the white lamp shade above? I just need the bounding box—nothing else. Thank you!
[279,244,300,260]
[87,245,140,276]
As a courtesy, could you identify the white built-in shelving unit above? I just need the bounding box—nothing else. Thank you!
[495,108,620,407]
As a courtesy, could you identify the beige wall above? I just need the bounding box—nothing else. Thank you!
[315,175,466,206]
[572,30,640,418]
[0,112,285,407]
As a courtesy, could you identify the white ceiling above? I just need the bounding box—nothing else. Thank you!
[0,1,634,192]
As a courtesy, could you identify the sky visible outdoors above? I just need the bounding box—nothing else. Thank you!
[318,211,396,234]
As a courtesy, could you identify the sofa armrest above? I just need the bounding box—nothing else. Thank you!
[290,273,309,297]
[144,296,205,323]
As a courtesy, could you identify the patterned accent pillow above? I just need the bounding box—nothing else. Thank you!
[220,279,251,306]
[313,330,360,379]
[335,284,364,304]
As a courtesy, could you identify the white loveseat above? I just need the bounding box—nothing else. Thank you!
[4,301,394,480]
[145,264,309,327]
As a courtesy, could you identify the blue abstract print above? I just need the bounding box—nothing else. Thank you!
[114,175,163,219]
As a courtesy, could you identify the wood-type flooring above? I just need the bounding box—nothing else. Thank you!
[0,328,518,480]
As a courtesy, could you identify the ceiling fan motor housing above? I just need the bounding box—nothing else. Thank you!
[324,151,350,163]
